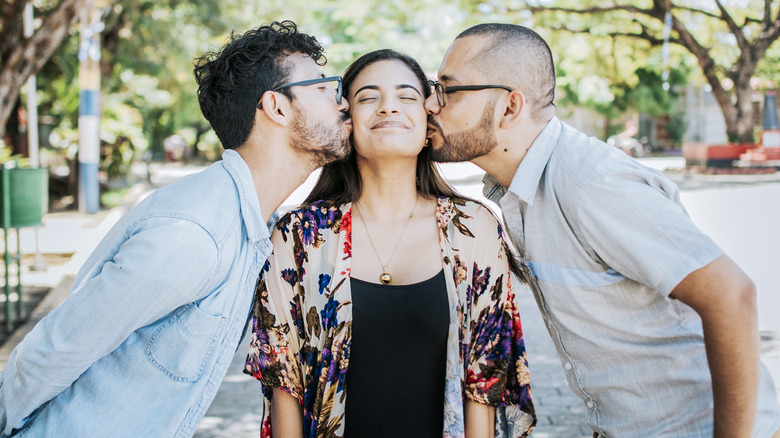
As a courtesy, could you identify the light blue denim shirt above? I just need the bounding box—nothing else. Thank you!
[0,149,274,437]
[484,117,780,437]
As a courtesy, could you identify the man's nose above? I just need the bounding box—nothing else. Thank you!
[337,95,349,112]
[424,94,440,114]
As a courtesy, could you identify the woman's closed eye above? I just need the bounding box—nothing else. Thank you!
[354,91,379,103]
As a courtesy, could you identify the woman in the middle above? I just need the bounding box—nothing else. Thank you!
[245,49,536,438]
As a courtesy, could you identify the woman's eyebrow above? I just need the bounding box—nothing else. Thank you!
[354,83,421,96]
[354,85,379,95]
[397,84,422,96]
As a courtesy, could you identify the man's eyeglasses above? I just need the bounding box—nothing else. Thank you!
[428,80,512,107]
[257,76,343,109]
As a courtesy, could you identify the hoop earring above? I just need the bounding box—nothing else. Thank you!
[425,138,432,147]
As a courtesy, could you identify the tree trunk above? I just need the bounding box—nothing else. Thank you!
[707,68,758,144]
[0,0,93,135]
[3,98,24,155]
[100,4,127,81]
[525,1,780,146]
[732,80,757,143]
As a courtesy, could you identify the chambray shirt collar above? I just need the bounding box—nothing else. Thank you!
[505,116,562,205]
[221,149,274,245]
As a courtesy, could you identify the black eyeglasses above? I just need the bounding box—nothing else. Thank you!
[428,80,512,107]
[257,76,343,109]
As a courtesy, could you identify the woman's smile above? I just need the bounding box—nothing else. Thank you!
[371,120,408,130]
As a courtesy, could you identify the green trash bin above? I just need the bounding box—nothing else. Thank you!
[1,166,49,228]
[1,165,48,330]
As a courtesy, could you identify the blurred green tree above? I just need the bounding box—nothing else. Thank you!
[521,0,780,143]
[0,0,92,135]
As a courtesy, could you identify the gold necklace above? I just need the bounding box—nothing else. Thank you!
[354,197,418,285]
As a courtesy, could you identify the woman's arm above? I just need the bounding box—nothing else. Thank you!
[245,216,308,437]
[271,387,304,438]
[464,399,495,438]
[459,202,536,436]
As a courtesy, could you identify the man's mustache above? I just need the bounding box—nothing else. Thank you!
[427,114,441,130]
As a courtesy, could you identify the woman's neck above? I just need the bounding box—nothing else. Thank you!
[354,158,419,219]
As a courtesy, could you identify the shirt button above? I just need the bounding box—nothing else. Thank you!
[587,401,595,408]
[564,362,573,370]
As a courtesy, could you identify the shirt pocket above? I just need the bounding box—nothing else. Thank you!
[145,302,226,382]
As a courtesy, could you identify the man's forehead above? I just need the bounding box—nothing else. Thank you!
[438,35,491,83]
[287,53,324,79]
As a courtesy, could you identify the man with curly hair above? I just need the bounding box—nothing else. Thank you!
[0,20,351,437]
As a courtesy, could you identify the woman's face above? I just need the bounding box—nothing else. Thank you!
[348,60,428,161]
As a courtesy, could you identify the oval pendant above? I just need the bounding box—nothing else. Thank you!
[379,272,392,285]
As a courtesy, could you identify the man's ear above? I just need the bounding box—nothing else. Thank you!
[498,90,525,129]
[259,91,291,127]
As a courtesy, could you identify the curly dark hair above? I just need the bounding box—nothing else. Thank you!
[193,20,325,150]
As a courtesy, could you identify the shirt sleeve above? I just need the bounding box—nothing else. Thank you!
[461,205,537,436]
[0,217,219,435]
[244,225,305,402]
[568,170,723,296]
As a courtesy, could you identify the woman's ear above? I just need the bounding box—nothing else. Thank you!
[499,90,525,129]
[259,91,291,127]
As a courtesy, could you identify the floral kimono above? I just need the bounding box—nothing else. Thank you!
[244,197,536,438]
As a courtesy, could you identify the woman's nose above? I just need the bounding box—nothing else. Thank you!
[377,96,399,114]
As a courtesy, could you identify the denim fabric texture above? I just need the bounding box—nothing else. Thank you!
[0,150,273,437]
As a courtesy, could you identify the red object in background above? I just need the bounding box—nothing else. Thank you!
[683,143,759,168]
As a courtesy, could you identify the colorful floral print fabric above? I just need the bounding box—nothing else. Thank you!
[244,197,536,437]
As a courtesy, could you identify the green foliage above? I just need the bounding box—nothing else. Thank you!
[36,0,776,165]
[666,107,688,146]
[523,2,696,125]
[524,0,780,143]
[756,42,780,89]
[0,137,34,167]
[100,187,129,208]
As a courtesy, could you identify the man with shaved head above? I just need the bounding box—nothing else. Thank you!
[426,23,780,438]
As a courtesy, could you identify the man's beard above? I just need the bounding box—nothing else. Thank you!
[289,104,351,167]
[430,100,498,163]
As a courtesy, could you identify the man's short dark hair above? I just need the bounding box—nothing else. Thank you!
[457,23,556,122]
[193,20,325,150]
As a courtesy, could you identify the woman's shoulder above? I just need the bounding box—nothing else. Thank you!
[273,200,348,243]
[437,196,498,225]
[279,199,345,220]
[436,196,502,239]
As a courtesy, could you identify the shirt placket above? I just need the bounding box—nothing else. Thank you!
[500,193,603,432]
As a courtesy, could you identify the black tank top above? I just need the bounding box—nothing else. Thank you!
[344,270,449,437]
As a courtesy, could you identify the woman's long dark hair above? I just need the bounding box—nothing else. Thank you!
[303,49,528,282]
[304,49,460,205]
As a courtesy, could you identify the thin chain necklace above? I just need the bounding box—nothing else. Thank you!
[354,197,418,285]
